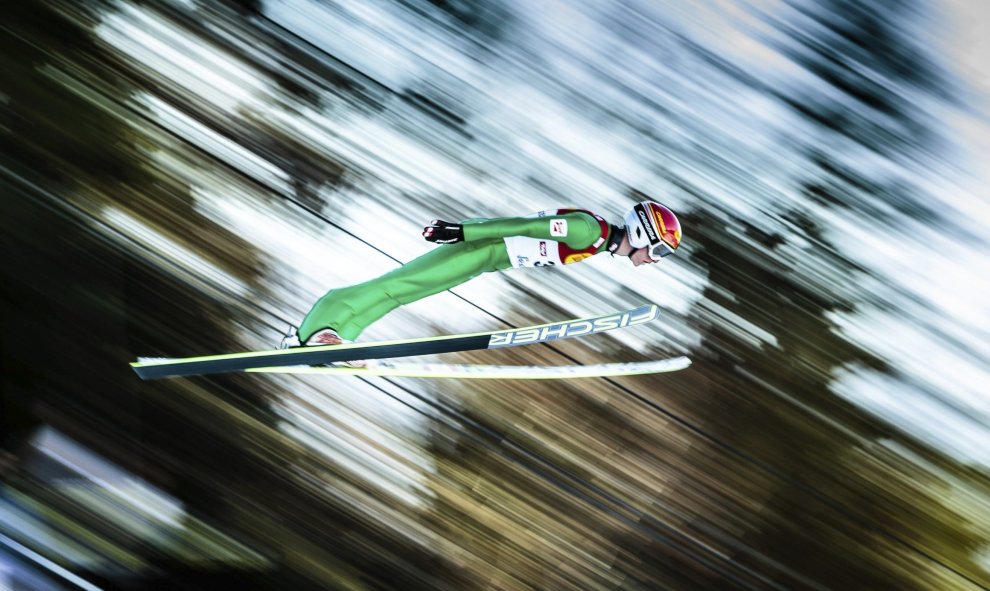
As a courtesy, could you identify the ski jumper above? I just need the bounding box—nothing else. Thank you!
[298,209,612,342]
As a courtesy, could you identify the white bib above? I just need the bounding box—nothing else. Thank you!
[504,235,563,268]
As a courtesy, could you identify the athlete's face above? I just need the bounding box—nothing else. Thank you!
[629,247,658,266]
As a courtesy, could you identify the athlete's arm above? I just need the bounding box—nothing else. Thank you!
[460,212,601,249]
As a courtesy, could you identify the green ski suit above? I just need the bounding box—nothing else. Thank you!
[298,210,613,342]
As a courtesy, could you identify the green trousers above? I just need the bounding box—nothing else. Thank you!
[298,238,512,341]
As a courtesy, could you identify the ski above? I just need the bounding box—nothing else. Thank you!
[131,304,661,380]
[247,357,691,379]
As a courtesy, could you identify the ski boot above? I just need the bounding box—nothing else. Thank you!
[280,326,369,368]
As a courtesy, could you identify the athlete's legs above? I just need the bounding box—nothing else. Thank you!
[298,238,511,341]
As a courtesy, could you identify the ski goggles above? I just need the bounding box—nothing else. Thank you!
[647,240,676,261]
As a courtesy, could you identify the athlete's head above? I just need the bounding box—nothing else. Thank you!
[608,201,682,265]
[623,201,681,261]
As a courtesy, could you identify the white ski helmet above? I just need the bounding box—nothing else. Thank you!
[623,201,682,260]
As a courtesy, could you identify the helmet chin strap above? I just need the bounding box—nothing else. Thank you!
[607,225,631,257]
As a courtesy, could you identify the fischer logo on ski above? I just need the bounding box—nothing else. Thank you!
[131,304,662,380]
[488,305,659,347]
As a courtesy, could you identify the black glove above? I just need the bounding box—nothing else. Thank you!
[423,220,464,244]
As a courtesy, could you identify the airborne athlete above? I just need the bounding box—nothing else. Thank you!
[285,201,683,348]
[130,201,684,380]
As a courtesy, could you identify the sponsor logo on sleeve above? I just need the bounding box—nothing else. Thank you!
[550,219,568,237]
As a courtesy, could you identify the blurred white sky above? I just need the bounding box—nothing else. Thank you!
[943,0,990,101]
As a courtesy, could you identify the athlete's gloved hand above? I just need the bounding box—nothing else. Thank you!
[423,220,464,244]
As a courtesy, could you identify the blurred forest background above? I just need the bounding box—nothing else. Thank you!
[2,0,989,589]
